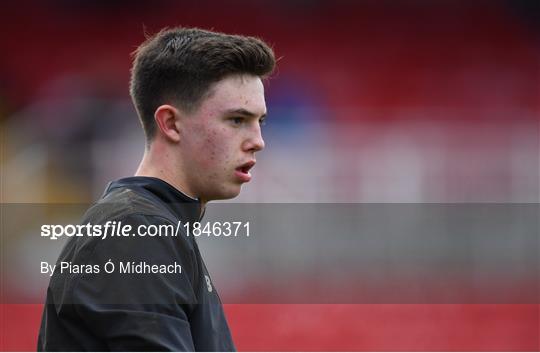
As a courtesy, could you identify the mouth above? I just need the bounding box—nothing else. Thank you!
[234,160,255,182]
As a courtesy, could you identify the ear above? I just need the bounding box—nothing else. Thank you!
[154,104,181,143]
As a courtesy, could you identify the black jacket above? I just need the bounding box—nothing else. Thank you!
[38,177,236,351]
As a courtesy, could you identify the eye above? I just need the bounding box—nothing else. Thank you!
[230,117,245,125]
[259,117,267,126]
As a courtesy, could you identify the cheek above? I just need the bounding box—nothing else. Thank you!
[199,128,233,170]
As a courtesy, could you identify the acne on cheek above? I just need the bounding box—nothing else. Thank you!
[198,126,234,170]
[199,137,226,169]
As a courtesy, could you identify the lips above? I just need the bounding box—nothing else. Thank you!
[235,160,255,182]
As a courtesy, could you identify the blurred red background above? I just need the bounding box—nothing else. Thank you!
[1,304,539,351]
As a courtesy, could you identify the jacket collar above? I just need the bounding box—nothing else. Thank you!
[105,176,203,222]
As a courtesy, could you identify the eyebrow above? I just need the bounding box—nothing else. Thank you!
[223,108,267,118]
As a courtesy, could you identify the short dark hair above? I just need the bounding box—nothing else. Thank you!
[129,27,276,142]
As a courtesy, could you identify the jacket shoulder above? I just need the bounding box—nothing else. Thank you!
[83,186,177,224]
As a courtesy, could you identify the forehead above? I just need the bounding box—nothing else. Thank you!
[199,74,267,117]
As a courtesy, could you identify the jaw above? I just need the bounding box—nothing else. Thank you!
[209,184,243,201]
[192,179,242,202]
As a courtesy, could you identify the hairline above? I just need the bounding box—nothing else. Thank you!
[171,72,265,117]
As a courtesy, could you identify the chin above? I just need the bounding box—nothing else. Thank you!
[207,186,242,201]
[221,189,242,200]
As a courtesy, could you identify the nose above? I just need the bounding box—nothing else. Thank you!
[243,125,265,152]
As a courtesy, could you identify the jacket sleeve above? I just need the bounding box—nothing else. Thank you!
[70,214,198,351]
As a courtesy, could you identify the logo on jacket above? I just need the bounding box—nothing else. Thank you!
[204,275,213,292]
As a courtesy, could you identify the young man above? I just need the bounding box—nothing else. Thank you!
[38,27,275,351]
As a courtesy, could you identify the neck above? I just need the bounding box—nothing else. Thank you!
[135,143,206,211]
